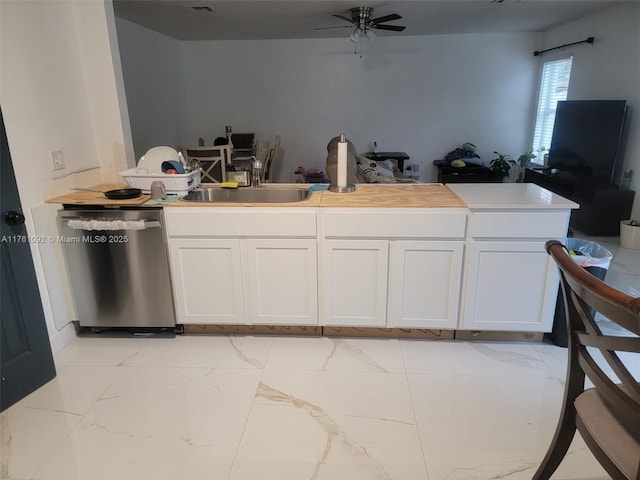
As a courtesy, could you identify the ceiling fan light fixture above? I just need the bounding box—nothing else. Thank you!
[316,6,405,56]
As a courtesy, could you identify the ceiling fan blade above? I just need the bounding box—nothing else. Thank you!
[371,13,402,24]
[313,25,353,30]
[372,24,406,32]
[332,14,354,23]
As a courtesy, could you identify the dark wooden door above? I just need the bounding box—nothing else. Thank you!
[1,110,56,411]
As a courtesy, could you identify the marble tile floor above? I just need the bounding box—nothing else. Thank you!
[2,235,637,480]
[4,332,640,480]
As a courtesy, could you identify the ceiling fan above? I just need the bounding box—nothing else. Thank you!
[315,6,406,41]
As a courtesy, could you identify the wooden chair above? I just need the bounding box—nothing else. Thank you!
[534,240,640,480]
[180,145,230,183]
[263,134,280,183]
[255,140,270,166]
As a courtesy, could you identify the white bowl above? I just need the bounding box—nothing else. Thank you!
[137,146,179,174]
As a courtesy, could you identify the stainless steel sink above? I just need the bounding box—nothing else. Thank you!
[182,187,311,203]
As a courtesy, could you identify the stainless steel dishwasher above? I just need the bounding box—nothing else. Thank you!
[58,208,176,330]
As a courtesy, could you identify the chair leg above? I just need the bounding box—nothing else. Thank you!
[533,352,585,480]
[532,407,577,480]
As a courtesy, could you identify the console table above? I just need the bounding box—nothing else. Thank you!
[433,160,500,184]
[524,168,635,236]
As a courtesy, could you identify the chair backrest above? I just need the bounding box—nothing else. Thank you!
[180,145,230,183]
[180,146,231,163]
[546,240,640,428]
[231,133,255,157]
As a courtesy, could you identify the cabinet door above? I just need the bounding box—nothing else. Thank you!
[245,239,318,325]
[320,240,389,327]
[461,241,559,332]
[168,238,245,324]
[389,241,463,329]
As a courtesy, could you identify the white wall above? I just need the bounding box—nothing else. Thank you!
[542,3,640,218]
[182,34,537,181]
[1,1,99,193]
[116,23,541,182]
[0,0,134,350]
[179,33,541,182]
[115,17,186,161]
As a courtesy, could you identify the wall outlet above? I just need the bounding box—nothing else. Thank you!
[51,150,65,170]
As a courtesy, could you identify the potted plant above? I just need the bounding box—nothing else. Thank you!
[489,151,516,182]
[515,150,537,182]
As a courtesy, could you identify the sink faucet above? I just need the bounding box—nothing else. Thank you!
[252,157,263,187]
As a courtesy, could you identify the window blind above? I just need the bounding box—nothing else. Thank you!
[532,57,573,163]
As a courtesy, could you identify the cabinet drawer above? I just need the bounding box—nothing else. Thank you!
[165,209,317,237]
[321,210,467,238]
[470,211,570,238]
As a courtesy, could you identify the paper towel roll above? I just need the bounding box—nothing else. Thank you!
[337,134,347,187]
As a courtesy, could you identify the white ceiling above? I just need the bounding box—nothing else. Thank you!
[112,0,630,41]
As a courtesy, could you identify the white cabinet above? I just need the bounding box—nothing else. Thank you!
[320,239,389,327]
[165,208,318,325]
[319,209,467,328]
[163,195,574,333]
[460,209,571,332]
[246,239,317,325]
[169,238,245,324]
[461,241,560,332]
[389,241,463,329]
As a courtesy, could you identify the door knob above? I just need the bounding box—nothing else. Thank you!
[4,211,25,226]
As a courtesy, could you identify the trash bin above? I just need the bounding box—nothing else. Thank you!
[546,239,613,347]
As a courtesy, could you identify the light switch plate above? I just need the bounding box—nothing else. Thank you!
[51,150,65,170]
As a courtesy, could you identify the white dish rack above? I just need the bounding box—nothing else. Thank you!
[119,168,202,195]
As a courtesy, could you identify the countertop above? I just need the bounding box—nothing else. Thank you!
[47,183,577,210]
[48,183,466,208]
[167,183,466,208]
[447,183,579,210]
[318,184,465,208]
[46,185,151,206]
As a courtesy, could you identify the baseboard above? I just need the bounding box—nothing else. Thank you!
[454,330,543,342]
[184,324,454,339]
[49,321,78,355]
[322,327,454,339]
[184,324,321,335]
[183,324,543,342]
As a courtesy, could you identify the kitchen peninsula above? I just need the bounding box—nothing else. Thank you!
[50,183,578,337]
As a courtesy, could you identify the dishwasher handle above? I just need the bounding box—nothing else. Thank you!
[62,218,161,231]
